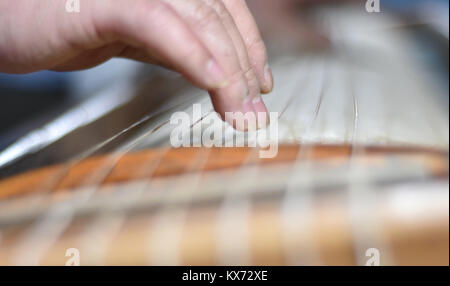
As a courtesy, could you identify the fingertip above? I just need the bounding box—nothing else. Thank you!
[210,90,258,132]
[218,97,269,132]
[261,63,274,94]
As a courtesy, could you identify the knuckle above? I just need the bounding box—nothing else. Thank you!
[227,68,246,86]
[115,0,168,30]
[246,36,267,64]
[182,44,208,65]
[204,0,228,18]
[193,2,220,29]
[247,36,266,55]
[243,67,258,83]
[243,67,260,93]
[142,1,171,26]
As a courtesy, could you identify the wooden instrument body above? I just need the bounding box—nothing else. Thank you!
[0,6,448,266]
[0,145,448,266]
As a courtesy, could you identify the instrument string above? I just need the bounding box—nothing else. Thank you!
[0,93,204,217]
[211,66,324,263]
[10,123,158,265]
[280,58,328,265]
[78,109,213,265]
[9,97,197,265]
[46,99,193,193]
[211,56,327,265]
[147,143,213,265]
[21,102,210,264]
[133,108,212,264]
[77,147,170,265]
[0,100,186,225]
[342,40,395,265]
[215,144,263,265]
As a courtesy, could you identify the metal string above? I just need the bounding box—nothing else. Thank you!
[280,58,328,265]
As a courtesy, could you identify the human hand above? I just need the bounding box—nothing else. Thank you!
[0,0,273,130]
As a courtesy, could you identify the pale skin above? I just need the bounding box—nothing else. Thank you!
[0,0,273,130]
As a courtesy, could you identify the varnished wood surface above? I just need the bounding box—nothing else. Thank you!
[0,195,447,266]
[0,145,448,266]
[0,145,448,200]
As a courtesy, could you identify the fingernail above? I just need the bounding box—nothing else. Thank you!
[252,96,270,129]
[207,59,228,88]
[262,64,274,93]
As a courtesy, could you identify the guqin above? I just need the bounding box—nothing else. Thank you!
[0,5,448,266]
